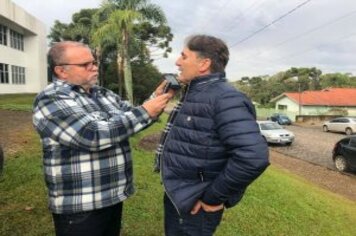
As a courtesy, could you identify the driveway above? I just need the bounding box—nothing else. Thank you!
[270,124,347,171]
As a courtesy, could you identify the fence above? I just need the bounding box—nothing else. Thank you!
[255,108,298,122]
[255,107,354,124]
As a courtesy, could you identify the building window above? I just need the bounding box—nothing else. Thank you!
[10,30,24,51]
[0,24,7,46]
[278,105,287,110]
[0,63,9,84]
[11,65,26,84]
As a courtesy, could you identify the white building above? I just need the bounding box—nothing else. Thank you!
[271,88,356,116]
[0,0,47,94]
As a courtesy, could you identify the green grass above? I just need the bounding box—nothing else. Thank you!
[1,110,356,235]
[0,94,36,111]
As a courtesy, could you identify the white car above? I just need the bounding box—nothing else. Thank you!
[257,121,295,145]
[323,117,356,135]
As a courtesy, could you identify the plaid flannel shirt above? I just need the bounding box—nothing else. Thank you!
[33,79,152,214]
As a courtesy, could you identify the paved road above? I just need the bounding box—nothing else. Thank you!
[270,125,346,170]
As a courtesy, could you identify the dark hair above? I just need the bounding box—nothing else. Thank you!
[48,41,89,76]
[185,35,229,73]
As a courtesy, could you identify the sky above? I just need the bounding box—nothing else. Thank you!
[11,0,356,81]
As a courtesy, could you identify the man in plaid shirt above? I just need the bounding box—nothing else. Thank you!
[33,41,172,236]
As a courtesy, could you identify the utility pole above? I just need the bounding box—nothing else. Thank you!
[290,76,302,116]
[298,82,301,116]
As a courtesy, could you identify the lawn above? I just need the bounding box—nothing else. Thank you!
[0,94,356,235]
[0,93,36,111]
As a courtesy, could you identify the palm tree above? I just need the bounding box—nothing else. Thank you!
[92,0,168,104]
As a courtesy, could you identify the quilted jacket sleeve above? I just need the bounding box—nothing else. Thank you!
[201,89,270,206]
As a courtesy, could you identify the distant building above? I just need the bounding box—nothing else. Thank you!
[270,88,356,116]
[0,0,47,94]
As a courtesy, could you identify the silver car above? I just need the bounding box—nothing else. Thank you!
[323,117,356,135]
[257,121,295,145]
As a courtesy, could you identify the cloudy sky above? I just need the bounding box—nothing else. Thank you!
[11,0,356,81]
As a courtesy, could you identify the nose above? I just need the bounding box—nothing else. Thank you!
[92,63,99,71]
[175,57,181,67]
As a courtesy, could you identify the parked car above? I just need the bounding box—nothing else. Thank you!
[323,117,356,135]
[332,136,356,172]
[257,121,295,145]
[268,113,292,125]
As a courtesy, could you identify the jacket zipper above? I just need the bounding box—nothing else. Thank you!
[160,84,190,217]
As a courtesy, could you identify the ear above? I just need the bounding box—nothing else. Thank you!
[54,66,67,78]
[199,58,211,73]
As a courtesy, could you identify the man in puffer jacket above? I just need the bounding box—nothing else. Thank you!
[156,35,270,236]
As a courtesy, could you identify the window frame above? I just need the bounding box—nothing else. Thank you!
[0,63,9,84]
[10,29,24,51]
[11,65,26,84]
[0,24,7,46]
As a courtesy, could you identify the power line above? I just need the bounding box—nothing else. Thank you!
[200,0,233,32]
[223,0,267,32]
[229,0,313,48]
[274,30,356,63]
[268,9,356,50]
[234,29,356,67]
[241,9,356,60]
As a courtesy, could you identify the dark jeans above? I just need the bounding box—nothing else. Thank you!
[52,202,123,236]
[164,194,224,236]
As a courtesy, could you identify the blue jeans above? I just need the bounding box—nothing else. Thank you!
[164,194,224,236]
[52,202,123,236]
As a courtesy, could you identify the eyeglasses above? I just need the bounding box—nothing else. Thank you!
[57,60,98,70]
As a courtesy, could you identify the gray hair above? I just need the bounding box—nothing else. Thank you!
[48,41,90,74]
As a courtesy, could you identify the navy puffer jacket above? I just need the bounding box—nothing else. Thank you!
[161,73,269,214]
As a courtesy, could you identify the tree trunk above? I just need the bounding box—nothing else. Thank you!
[117,55,124,97]
[122,29,133,104]
[94,47,104,87]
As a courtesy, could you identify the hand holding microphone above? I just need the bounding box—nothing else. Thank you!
[155,73,181,96]
[144,74,181,118]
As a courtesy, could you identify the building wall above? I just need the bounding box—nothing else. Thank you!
[275,97,299,113]
[301,106,356,116]
[348,108,356,116]
[0,0,47,94]
[275,97,356,116]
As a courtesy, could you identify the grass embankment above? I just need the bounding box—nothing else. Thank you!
[0,93,36,111]
[0,95,355,235]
